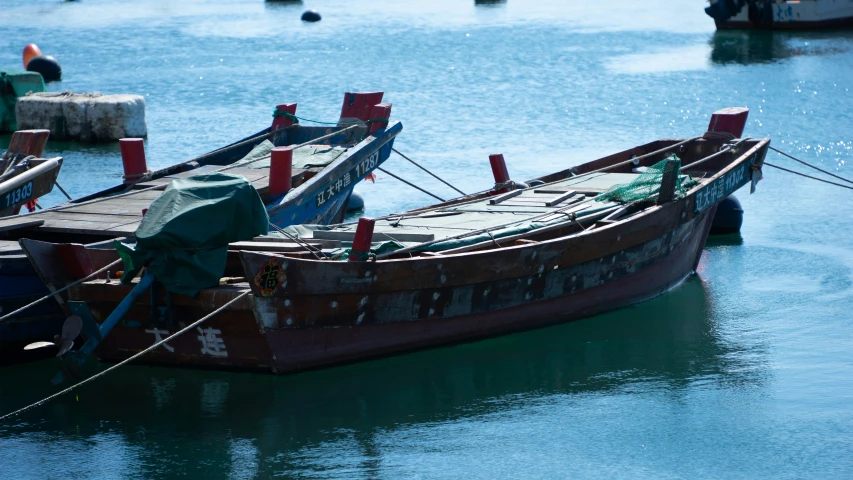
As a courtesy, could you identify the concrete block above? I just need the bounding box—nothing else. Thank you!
[15,91,147,142]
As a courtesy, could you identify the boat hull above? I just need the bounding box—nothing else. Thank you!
[258,209,715,373]
[61,135,769,374]
[0,252,64,362]
[76,198,717,373]
[714,0,853,30]
[0,122,401,363]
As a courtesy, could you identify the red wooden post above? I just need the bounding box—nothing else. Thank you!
[348,217,376,261]
[272,103,297,132]
[489,153,511,194]
[7,129,50,157]
[705,107,749,139]
[339,92,384,123]
[269,146,294,197]
[368,103,392,134]
[119,138,148,183]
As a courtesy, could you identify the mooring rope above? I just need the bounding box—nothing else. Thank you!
[216,125,360,172]
[0,290,250,423]
[764,162,853,191]
[391,148,467,196]
[376,167,446,202]
[268,222,325,260]
[273,110,390,126]
[0,258,123,323]
[769,146,853,186]
[54,181,73,201]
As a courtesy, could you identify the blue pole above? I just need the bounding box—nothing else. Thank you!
[79,270,155,355]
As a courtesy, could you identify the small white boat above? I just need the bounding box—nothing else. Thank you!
[706,0,853,30]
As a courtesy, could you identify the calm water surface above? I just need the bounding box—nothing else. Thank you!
[2,0,853,478]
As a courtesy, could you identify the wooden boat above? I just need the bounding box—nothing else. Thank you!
[0,129,62,217]
[24,107,769,376]
[0,91,401,362]
[707,0,853,30]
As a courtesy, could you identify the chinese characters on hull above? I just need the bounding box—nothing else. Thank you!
[316,149,381,207]
[145,327,229,358]
[694,160,750,214]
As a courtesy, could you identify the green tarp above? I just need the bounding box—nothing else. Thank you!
[115,173,269,296]
[0,71,45,132]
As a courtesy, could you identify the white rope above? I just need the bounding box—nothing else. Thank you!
[0,258,123,323]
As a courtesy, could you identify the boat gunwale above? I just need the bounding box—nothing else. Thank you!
[244,137,770,266]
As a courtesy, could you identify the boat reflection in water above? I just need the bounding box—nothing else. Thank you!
[475,0,507,6]
[710,30,853,65]
[0,276,769,477]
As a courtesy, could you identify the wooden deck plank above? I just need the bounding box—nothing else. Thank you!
[488,190,524,205]
[0,219,44,233]
[106,222,140,233]
[0,167,281,241]
[37,218,142,236]
[0,240,23,253]
[229,241,327,253]
[58,202,153,215]
[36,211,141,223]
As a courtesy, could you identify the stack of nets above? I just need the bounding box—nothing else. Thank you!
[596,154,696,204]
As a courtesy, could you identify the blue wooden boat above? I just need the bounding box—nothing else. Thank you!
[0,91,402,362]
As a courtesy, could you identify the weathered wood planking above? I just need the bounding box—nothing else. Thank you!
[0,239,23,253]
[37,219,141,236]
[0,166,278,237]
[37,212,141,224]
[0,219,44,233]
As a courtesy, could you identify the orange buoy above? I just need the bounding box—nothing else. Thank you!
[22,44,43,68]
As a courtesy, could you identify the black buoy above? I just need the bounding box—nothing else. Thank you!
[26,55,62,82]
[710,195,744,235]
[347,190,364,211]
[301,9,321,22]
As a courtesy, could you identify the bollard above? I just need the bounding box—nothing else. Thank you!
[339,92,384,124]
[489,153,511,194]
[368,103,392,134]
[269,146,294,197]
[705,107,749,140]
[348,217,376,261]
[119,138,148,183]
[272,103,297,132]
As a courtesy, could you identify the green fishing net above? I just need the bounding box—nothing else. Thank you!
[595,154,697,204]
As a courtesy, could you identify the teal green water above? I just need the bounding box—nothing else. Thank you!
[3,0,853,478]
